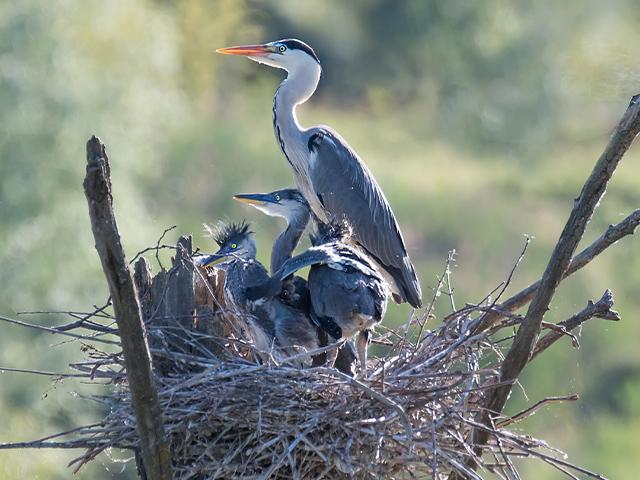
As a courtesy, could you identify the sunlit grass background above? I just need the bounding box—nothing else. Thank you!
[1,1,639,478]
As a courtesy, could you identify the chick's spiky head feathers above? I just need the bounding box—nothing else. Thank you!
[204,220,253,248]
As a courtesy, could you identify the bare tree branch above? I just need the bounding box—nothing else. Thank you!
[0,314,119,345]
[455,94,640,477]
[531,290,620,360]
[0,367,91,378]
[490,94,640,404]
[83,136,172,480]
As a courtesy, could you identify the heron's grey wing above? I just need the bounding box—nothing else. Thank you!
[307,128,422,308]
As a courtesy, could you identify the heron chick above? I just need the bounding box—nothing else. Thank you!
[195,221,320,365]
[217,38,422,308]
[235,188,359,375]
[240,192,389,373]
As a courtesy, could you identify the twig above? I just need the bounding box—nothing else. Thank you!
[0,367,90,378]
[0,440,106,450]
[46,301,115,333]
[445,250,457,312]
[496,394,579,428]
[0,314,120,345]
[129,225,177,268]
[477,237,530,328]
[415,253,455,345]
[540,321,580,348]
[83,136,172,480]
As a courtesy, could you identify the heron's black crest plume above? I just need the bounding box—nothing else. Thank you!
[207,221,253,247]
[279,39,320,64]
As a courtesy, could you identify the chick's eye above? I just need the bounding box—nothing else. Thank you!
[279,45,286,53]
[231,243,237,249]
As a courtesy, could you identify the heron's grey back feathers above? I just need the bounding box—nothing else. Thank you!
[306,127,422,308]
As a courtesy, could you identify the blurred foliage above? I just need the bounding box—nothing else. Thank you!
[0,1,639,478]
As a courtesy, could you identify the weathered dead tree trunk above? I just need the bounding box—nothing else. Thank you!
[83,136,173,480]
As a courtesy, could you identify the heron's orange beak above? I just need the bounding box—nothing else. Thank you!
[216,44,273,57]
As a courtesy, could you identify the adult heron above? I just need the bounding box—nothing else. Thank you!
[195,221,320,365]
[242,197,389,371]
[217,39,422,308]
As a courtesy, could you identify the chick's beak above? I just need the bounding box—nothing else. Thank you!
[233,193,275,206]
[216,44,273,57]
[197,253,228,268]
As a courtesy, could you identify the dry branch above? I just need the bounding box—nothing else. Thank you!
[531,290,620,360]
[463,93,640,475]
[83,136,172,480]
[496,394,579,429]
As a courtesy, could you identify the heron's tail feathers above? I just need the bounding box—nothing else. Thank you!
[386,256,422,309]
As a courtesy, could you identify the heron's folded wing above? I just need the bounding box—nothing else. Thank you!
[307,127,422,307]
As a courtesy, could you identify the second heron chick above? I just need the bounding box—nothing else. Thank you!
[195,221,320,365]
[234,189,311,311]
[237,189,388,372]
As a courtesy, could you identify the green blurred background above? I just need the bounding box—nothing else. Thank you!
[1,1,639,478]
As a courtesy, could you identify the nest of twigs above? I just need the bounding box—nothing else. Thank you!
[35,237,609,480]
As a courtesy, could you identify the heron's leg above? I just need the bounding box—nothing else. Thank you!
[325,341,339,368]
[334,340,357,377]
[356,330,371,377]
[311,328,328,367]
[312,315,342,367]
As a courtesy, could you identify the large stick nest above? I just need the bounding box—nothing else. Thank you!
[47,239,608,480]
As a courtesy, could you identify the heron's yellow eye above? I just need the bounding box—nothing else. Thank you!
[279,45,286,53]
[231,243,237,249]
[275,194,281,201]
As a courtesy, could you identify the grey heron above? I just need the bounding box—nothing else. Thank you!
[196,221,320,365]
[244,206,389,372]
[217,39,423,309]
[234,188,358,374]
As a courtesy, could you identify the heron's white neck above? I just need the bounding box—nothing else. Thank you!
[272,60,326,224]
[272,63,321,154]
